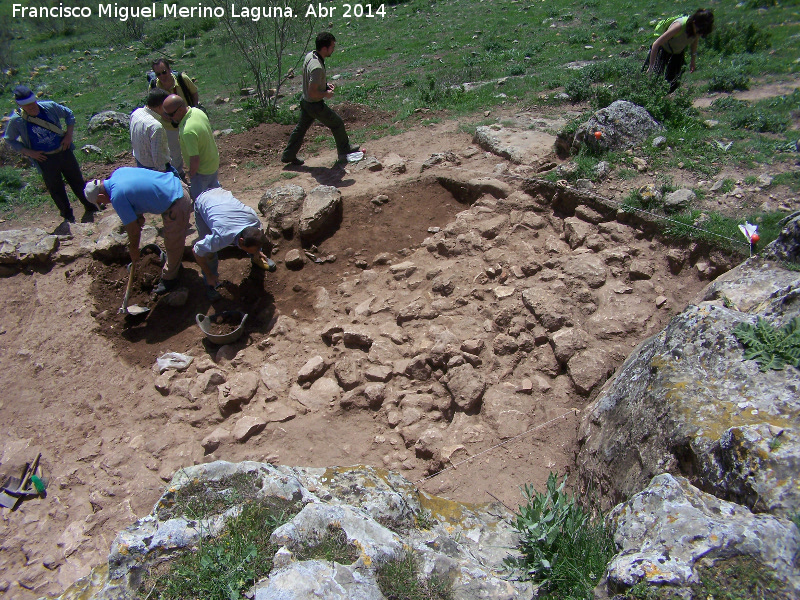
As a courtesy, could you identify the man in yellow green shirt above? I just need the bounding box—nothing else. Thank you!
[162,94,219,200]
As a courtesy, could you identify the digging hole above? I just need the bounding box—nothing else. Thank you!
[86,177,467,366]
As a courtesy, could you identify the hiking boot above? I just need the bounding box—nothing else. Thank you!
[53,220,71,236]
[153,278,178,295]
[281,155,305,166]
[80,210,95,223]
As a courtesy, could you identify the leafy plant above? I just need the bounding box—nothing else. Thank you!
[509,473,615,599]
[733,317,800,372]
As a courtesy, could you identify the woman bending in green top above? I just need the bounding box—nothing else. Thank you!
[643,9,714,93]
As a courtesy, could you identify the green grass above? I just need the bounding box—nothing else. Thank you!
[653,209,786,252]
[508,473,616,600]
[294,524,359,564]
[0,165,51,219]
[375,553,453,600]
[156,472,264,521]
[0,0,796,202]
[141,499,297,600]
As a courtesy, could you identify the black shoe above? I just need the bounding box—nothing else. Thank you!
[281,155,305,165]
[80,210,95,223]
[53,220,72,236]
[153,278,178,295]
[206,285,222,301]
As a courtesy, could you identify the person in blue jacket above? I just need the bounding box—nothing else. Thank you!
[3,85,98,230]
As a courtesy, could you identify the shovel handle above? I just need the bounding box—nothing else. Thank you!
[121,263,136,313]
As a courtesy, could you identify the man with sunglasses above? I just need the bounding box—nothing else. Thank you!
[162,94,219,201]
[149,59,200,178]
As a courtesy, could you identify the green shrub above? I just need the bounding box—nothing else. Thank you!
[730,109,788,134]
[416,75,465,108]
[711,96,789,134]
[508,473,615,599]
[707,67,750,92]
[564,72,594,103]
[707,23,771,55]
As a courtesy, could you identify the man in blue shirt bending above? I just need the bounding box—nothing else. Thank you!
[3,85,98,231]
[193,187,275,300]
[84,167,191,295]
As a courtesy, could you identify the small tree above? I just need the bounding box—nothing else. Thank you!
[210,0,317,117]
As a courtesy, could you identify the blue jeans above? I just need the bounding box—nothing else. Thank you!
[190,171,220,201]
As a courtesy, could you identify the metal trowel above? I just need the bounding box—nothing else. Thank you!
[119,264,150,316]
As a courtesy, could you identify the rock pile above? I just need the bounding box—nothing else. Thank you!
[153,176,717,480]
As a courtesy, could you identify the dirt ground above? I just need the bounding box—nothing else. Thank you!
[0,90,798,599]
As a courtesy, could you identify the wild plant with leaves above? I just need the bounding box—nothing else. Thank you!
[508,473,615,600]
[733,317,800,372]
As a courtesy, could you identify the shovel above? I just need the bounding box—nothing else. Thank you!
[119,263,150,316]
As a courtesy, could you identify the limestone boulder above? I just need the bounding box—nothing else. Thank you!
[473,124,557,165]
[572,100,665,153]
[96,463,533,600]
[761,213,800,264]
[664,188,696,212]
[298,185,342,240]
[596,474,800,598]
[258,184,306,239]
[88,110,130,133]
[579,294,800,515]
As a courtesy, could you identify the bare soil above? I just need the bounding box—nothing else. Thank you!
[0,93,797,599]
